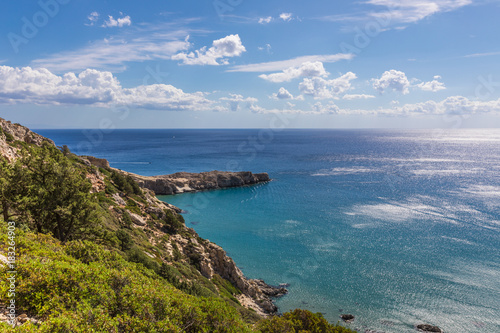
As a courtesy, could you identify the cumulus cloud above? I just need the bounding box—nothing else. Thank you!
[102,15,131,28]
[343,94,376,100]
[373,69,410,94]
[172,34,246,65]
[273,87,293,99]
[259,16,273,24]
[312,102,342,114]
[219,94,258,111]
[270,87,304,100]
[231,94,500,116]
[416,75,446,92]
[299,72,357,99]
[259,61,328,83]
[85,12,99,26]
[279,13,293,21]
[349,96,500,116]
[0,66,212,111]
[392,95,500,115]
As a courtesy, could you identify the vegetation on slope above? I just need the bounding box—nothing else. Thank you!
[0,122,357,332]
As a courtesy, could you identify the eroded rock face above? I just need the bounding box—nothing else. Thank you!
[82,156,110,169]
[128,170,271,195]
[0,118,54,161]
[198,242,286,314]
[129,213,147,226]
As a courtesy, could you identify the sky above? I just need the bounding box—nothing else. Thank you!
[1,0,500,129]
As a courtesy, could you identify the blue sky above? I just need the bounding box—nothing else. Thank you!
[1,0,500,128]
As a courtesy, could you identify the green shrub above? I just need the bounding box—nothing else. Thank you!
[125,198,142,215]
[257,309,357,333]
[126,246,160,272]
[121,211,133,228]
[116,229,133,251]
[0,223,254,332]
[4,131,14,142]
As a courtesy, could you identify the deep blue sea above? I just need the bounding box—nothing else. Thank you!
[37,129,500,333]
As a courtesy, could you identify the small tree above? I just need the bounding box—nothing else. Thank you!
[6,142,102,242]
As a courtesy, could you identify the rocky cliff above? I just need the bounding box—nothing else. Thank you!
[124,170,271,195]
[0,118,54,162]
[0,118,284,319]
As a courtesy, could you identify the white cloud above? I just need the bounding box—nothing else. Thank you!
[319,1,471,27]
[258,16,273,24]
[271,87,304,100]
[85,12,99,26]
[312,101,342,114]
[0,66,212,111]
[416,75,446,92]
[279,13,293,21]
[258,44,272,53]
[392,95,500,115]
[366,0,472,24]
[102,15,131,28]
[464,51,500,58]
[343,94,376,100]
[31,24,192,72]
[299,72,357,99]
[373,69,410,94]
[172,34,246,66]
[259,61,328,83]
[227,53,354,72]
[273,87,293,99]
[219,94,258,111]
[237,94,500,116]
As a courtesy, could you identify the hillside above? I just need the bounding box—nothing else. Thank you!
[0,118,356,333]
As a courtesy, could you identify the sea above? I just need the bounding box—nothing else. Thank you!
[36,128,500,333]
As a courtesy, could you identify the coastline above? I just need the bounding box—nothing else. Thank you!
[80,155,286,316]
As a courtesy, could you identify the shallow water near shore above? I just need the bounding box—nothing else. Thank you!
[38,129,500,333]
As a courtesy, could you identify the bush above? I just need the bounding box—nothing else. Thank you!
[257,309,357,333]
[0,223,254,332]
[125,199,142,215]
[126,246,159,272]
[162,209,185,234]
[121,211,133,228]
[116,229,133,251]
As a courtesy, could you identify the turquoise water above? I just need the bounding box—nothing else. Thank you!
[38,129,500,333]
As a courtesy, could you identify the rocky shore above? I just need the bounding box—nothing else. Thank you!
[123,170,271,195]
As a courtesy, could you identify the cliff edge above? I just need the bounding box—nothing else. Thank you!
[124,170,271,195]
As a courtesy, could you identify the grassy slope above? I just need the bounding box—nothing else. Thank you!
[0,123,357,333]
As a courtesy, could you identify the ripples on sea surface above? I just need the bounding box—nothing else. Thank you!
[38,129,500,333]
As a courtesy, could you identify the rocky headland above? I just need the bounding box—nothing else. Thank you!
[124,170,271,195]
[0,118,284,326]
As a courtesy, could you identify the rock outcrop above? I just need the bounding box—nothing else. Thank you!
[341,314,355,323]
[198,242,287,314]
[417,324,443,332]
[1,118,282,318]
[124,170,271,195]
[0,118,54,161]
